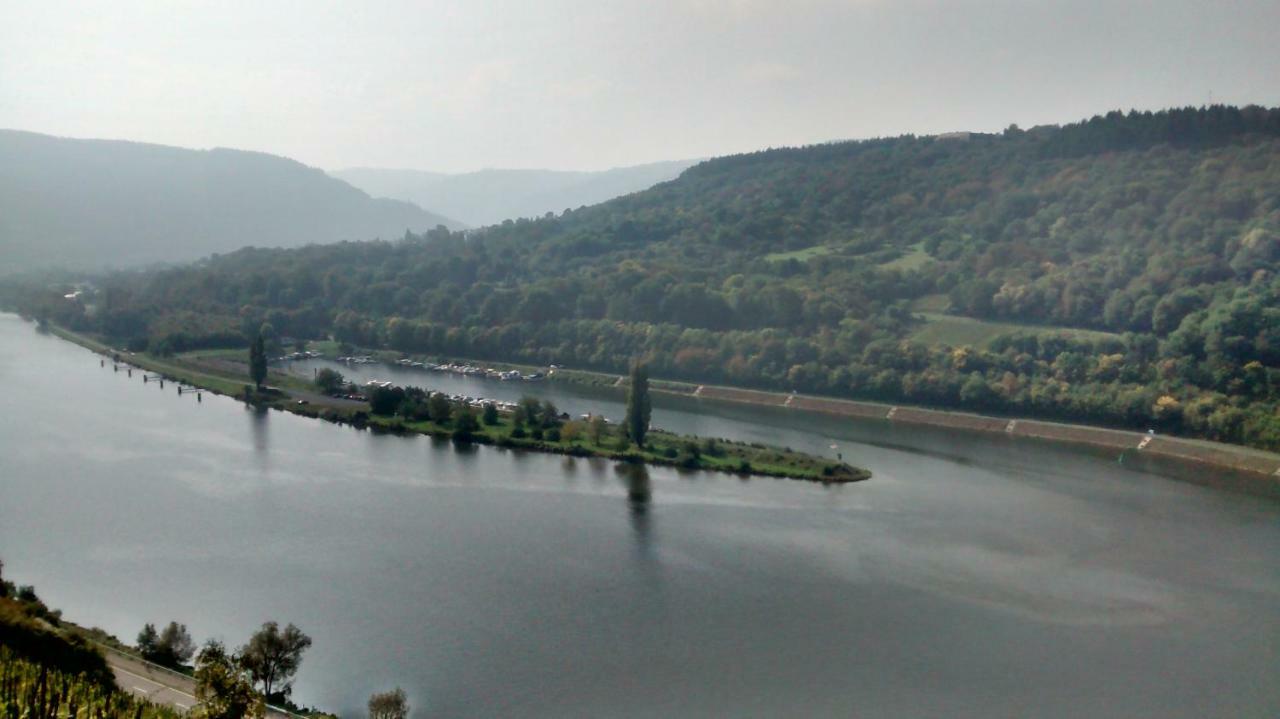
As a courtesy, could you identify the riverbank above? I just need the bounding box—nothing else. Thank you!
[300,342,1280,492]
[41,323,869,484]
[679,384,1280,491]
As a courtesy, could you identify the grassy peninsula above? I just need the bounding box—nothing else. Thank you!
[43,323,869,484]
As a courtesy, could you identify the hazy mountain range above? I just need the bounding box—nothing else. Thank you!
[332,160,699,227]
[0,130,463,272]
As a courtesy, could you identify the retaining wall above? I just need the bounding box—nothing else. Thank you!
[666,383,1280,487]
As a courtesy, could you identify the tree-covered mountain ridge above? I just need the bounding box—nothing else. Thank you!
[12,106,1280,450]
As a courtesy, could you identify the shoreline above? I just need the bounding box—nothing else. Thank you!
[39,321,1280,494]
[37,322,870,485]
[330,345,1280,494]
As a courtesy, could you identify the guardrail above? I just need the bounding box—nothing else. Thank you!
[94,641,306,719]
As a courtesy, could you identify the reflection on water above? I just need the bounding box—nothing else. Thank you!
[617,462,653,552]
[618,462,652,514]
[247,405,270,468]
[2,314,1279,719]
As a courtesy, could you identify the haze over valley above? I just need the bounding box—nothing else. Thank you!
[334,160,698,227]
[2,2,1279,718]
[0,130,462,271]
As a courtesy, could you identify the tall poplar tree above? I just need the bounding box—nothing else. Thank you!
[249,333,267,390]
[625,361,651,448]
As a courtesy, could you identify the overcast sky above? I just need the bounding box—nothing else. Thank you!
[2,0,1278,173]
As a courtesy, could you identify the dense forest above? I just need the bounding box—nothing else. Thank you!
[7,106,1280,450]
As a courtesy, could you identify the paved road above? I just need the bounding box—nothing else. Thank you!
[106,650,199,712]
[103,647,295,718]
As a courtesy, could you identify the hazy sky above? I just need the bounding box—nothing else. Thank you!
[2,0,1278,173]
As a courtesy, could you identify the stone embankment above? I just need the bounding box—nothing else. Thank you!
[675,383,1280,491]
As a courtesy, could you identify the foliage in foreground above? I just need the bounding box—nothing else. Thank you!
[0,646,185,719]
[367,687,409,719]
[0,595,182,719]
[191,641,263,719]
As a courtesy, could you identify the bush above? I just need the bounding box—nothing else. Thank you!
[315,368,345,395]
[453,406,479,440]
[369,386,406,416]
[0,598,113,684]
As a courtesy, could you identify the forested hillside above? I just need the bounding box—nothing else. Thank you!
[10,106,1280,449]
[0,130,462,271]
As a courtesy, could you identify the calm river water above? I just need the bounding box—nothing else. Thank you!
[2,313,1279,718]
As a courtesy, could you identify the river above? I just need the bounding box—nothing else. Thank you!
[2,313,1279,718]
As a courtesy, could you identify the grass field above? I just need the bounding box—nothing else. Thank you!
[763,244,836,262]
[910,293,951,312]
[911,312,1122,348]
[878,242,933,271]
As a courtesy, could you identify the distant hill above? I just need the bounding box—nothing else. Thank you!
[0,130,464,271]
[333,159,698,227]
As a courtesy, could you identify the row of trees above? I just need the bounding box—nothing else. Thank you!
[135,620,311,709]
[351,361,657,451]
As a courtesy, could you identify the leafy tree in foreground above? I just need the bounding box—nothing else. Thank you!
[625,361,651,448]
[482,401,499,425]
[193,641,264,719]
[248,334,267,391]
[367,687,409,719]
[238,621,311,704]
